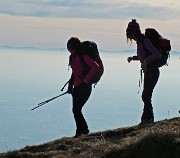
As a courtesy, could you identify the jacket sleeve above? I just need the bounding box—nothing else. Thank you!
[83,55,100,83]
[144,38,162,64]
[132,56,139,60]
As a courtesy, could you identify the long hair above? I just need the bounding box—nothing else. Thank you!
[126,19,141,45]
[126,32,133,45]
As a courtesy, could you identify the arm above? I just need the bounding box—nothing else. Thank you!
[127,55,139,63]
[143,38,162,64]
[83,55,100,83]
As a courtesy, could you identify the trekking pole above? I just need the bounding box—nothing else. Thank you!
[61,81,69,91]
[31,91,68,111]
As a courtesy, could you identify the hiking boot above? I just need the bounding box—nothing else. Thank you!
[73,129,90,138]
[73,129,89,138]
[73,130,81,138]
[73,133,81,138]
[139,119,154,126]
[81,129,90,135]
[141,111,154,123]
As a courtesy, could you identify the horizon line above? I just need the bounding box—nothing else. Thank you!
[0,45,179,54]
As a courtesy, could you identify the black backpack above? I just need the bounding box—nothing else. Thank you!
[144,28,171,67]
[80,41,104,84]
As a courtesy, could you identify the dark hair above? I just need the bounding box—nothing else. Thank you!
[67,37,81,54]
[126,19,142,44]
[126,19,141,34]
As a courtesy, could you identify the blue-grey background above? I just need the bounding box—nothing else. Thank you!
[0,48,179,152]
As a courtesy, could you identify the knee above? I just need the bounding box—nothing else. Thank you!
[142,91,151,102]
[141,92,146,102]
[72,106,81,115]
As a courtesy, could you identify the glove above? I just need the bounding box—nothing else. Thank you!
[141,60,147,72]
[67,82,73,94]
[127,57,133,63]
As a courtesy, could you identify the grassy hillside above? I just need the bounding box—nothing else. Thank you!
[0,117,179,158]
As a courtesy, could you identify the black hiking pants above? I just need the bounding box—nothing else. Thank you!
[72,82,92,134]
[141,66,159,121]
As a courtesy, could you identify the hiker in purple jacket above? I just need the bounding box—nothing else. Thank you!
[126,19,162,125]
[67,37,100,137]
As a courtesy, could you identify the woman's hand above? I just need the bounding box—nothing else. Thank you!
[127,57,133,63]
[141,60,147,72]
[67,82,73,94]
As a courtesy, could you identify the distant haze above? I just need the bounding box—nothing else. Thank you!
[0,0,180,51]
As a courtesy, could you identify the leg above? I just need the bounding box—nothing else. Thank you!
[141,68,159,123]
[72,83,92,136]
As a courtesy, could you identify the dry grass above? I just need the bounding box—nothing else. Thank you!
[0,117,179,158]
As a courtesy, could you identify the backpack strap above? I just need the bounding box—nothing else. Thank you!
[141,36,152,57]
[79,54,91,80]
[61,74,74,91]
[68,55,72,70]
[142,37,161,61]
[137,68,143,94]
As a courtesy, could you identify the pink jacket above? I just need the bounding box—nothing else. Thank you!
[70,54,100,86]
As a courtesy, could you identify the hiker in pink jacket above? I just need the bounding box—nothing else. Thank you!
[67,37,100,138]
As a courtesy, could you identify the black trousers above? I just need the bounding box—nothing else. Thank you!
[72,83,92,133]
[141,67,160,120]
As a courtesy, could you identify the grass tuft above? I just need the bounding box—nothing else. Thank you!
[0,117,179,158]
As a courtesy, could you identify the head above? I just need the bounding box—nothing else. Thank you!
[67,37,81,55]
[126,19,141,42]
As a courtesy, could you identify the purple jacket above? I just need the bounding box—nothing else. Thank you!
[70,54,100,86]
[133,38,162,64]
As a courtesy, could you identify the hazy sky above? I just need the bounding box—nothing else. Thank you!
[0,0,180,51]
